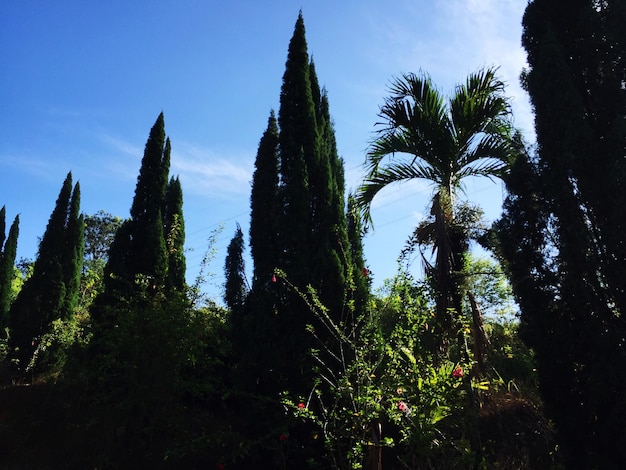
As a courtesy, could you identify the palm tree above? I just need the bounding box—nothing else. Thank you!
[356,67,514,341]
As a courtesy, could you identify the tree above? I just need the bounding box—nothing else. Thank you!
[0,207,19,329]
[247,13,362,396]
[83,210,123,265]
[223,223,247,313]
[249,110,280,288]
[8,172,83,370]
[164,176,186,292]
[98,113,173,306]
[356,68,514,342]
[61,182,85,317]
[492,1,626,465]
[80,211,123,308]
[277,12,318,289]
[235,16,370,465]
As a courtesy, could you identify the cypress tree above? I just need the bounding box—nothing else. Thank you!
[61,182,84,318]
[9,172,82,369]
[224,223,247,313]
[129,120,169,285]
[494,1,626,465]
[249,111,280,288]
[238,16,371,466]
[164,176,186,292]
[0,208,19,329]
[277,12,317,287]
[311,78,351,321]
[101,113,171,300]
[245,13,368,398]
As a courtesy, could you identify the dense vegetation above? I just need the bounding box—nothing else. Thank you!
[1,3,624,468]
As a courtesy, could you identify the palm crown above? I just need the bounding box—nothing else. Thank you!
[356,67,515,338]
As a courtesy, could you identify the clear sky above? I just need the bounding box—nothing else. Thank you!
[1,0,533,302]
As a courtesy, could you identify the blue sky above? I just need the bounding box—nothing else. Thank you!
[1,0,533,302]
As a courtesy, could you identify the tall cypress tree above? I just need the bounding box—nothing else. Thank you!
[224,223,247,313]
[9,172,82,369]
[249,110,280,288]
[0,208,19,329]
[245,13,368,398]
[494,2,626,466]
[100,113,172,304]
[62,182,85,318]
[164,176,186,292]
[128,118,169,285]
[277,12,317,288]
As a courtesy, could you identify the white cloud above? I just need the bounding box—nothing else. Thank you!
[98,133,143,157]
[171,143,254,200]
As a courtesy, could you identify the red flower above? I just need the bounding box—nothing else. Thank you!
[452,366,464,378]
[279,433,288,441]
[397,401,408,412]
[271,274,277,283]
[217,464,225,470]
[361,267,369,277]
[298,402,305,409]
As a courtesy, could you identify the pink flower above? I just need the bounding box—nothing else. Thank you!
[398,401,408,412]
[271,274,277,283]
[279,433,288,442]
[452,366,464,378]
[298,402,305,409]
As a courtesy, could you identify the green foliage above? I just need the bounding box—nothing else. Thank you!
[463,256,518,320]
[83,210,123,266]
[274,272,466,468]
[80,211,123,309]
[271,269,553,469]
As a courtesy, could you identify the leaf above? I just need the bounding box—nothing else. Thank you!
[400,346,416,365]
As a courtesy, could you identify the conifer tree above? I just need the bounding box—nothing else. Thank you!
[0,207,19,329]
[249,111,280,288]
[277,12,317,288]
[245,13,368,398]
[494,1,626,465]
[164,176,186,292]
[224,223,247,313]
[9,172,83,369]
[100,113,172,303]
[62,182,84,317]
